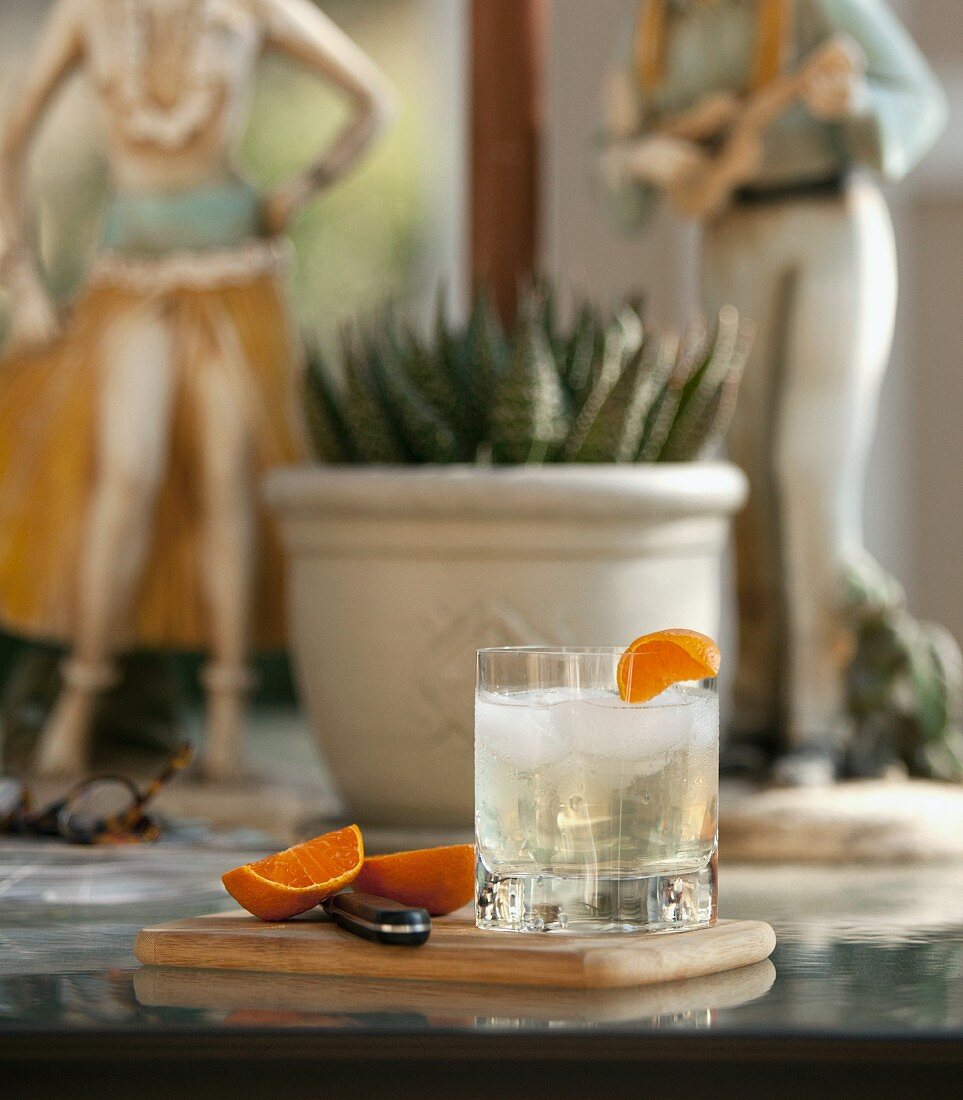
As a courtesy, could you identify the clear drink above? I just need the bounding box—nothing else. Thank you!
[475,648,718,934]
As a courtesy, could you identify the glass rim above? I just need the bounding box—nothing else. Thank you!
[478,646,634,657]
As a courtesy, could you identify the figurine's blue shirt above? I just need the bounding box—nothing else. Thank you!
[603,0,946,228]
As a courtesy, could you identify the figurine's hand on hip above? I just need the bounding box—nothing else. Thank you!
[261,187,298,237]
[261,175,315,237]
[262,163,338,236]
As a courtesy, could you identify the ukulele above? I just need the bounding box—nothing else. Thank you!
[664,35,864,220]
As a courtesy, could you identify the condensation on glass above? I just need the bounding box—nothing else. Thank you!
[475,648,718,934]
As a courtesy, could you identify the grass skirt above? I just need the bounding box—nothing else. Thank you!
[0,245,309,651]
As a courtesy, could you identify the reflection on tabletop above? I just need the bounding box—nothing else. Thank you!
[133,958,777,1031]
[2,841,963,1035]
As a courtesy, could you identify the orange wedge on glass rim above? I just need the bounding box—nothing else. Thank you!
[616,629,721,704]
[221,824,364,921]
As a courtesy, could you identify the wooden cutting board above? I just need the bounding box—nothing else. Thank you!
[135,910,775,990]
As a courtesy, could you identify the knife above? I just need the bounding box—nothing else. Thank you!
[323,892,432,946]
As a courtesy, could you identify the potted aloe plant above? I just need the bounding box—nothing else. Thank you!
[266,289,751,825]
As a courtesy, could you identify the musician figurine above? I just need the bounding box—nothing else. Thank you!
[600,0,947,783]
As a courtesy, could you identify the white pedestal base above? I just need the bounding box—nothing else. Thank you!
[721,779,963,863]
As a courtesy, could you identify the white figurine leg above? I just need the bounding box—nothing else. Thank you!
[34,307,175,778]
[703,213,792,741]
[775,182,898,755]
[187,329,256,781]
[704,183,897,776]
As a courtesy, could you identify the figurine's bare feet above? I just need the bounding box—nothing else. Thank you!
[32,659,117,779]
[33,688,96,779]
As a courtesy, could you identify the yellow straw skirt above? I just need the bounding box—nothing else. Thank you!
[0,258,309,652]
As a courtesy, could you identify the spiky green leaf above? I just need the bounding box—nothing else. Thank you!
[299,284,748,470]
[637,325,700,462]
[563,308,643,461]
[490,296,570,464]
[339,328,407,463]
[367,333,462,463]
[303,352,356,463]
[664,315,753,461]
[659,307,744,461]
[562,303,606,407]
[465,288,509,436]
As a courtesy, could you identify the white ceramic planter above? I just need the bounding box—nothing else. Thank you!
[266,464,748,826]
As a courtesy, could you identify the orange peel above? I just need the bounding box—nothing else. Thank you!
[617,629,721,704]
[354,844,475,916]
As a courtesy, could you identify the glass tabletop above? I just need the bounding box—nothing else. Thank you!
[1,842,961,1038]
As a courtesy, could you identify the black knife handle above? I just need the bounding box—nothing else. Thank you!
[324,892,432,946]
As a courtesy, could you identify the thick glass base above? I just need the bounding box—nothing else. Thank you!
[475,853,717,934]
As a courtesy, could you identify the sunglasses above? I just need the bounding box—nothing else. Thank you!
[0,744,194,845]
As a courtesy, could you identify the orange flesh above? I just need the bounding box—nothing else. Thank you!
[617,629,721,704]
[221,824,364,921]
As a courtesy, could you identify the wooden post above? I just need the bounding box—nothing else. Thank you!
[470,0,547,327]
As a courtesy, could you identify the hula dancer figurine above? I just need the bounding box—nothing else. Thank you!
[600,0,947,782]
[0,0,395,778]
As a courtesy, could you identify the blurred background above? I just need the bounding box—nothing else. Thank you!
[0,0,468,716]
[544,0,963,647]
[0,0,960,741]
[0,1,960,1060]
[0,0,468,344]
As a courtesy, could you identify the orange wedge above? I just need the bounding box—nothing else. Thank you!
[354,844,475,916]
[617,629,721,704]
[222,824,364,921]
